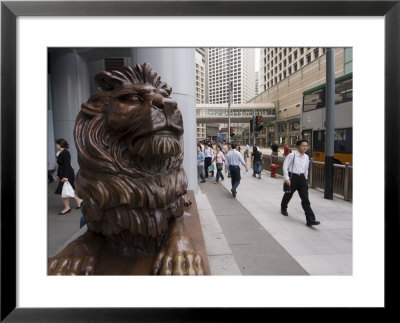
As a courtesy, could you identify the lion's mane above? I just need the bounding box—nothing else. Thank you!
[74,64,187,254]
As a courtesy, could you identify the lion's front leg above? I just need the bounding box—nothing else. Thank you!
[153,217,204,275]
[48,231,107,275]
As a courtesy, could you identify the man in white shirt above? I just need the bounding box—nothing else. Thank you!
[203,142,214,178]
[225,143,248,198]
[281,139,320,227]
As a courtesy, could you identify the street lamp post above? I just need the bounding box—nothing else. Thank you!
[227,48,231,143]
[324,48,335,199]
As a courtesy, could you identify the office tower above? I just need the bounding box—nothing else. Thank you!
[208,48,255,104]
[260,47,325,91]
[195,48,207,140]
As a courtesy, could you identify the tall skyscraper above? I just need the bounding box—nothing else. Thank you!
[260,47,325,91]
[195,48,207,140]
[208,48,255,104]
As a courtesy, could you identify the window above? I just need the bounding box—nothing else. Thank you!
[344,48,353,74]
[300,58,304,66]
[303,87,324,111]
[334,128,352,154]
[335,76,353,104]
[306,54,311,63]
[294,51,298,59]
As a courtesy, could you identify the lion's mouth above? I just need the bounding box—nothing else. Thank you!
[128,127,182,160]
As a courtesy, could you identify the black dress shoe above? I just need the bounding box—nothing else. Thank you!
[306,220,320,226]
[58,208,71,215]
[281,209,288,216]
[231,189,236,198]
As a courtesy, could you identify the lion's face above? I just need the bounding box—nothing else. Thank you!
[105,83,183,160]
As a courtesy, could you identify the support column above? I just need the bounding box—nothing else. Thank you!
[134,48,197,192]
[49,50,91,170]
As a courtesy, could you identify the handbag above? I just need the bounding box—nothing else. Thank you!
[283,154,295,193]
[216,163,223,171]
[208,165,214,172]
[61,181,75,198]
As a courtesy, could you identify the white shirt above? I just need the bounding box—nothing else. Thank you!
[204,147,214,158]
[225,149,246,167]
[282,150,310,180]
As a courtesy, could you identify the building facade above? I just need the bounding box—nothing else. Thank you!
[260,47,325,91]
[208,48,255,104]
[251,47,352,147]
[195,48,207,140]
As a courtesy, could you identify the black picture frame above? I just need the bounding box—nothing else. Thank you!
[1,0,398,321]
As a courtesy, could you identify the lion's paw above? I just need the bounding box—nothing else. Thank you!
[152,235,204,275]
[48,232,106,275]
[48,254,96,275]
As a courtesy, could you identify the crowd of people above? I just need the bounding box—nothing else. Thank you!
[197,139,320,227]
[50,138,319,227]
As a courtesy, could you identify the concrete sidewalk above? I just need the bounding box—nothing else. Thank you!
[197,165,352,275]
[48,165,352,275]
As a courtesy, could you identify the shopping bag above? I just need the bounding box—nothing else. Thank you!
[61,181,75,198]
[208,165,214,172]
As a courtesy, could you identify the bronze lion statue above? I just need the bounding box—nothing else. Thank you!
[48,63,204,275]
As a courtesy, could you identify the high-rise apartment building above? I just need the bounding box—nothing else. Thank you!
[195,48,207,140]
[260,47,325,91]
[208,48,255,104]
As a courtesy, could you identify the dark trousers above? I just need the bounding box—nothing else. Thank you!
[215,165,224,182]
[229,165,241,191]
[281,173,316,222]
[204,157,213,177]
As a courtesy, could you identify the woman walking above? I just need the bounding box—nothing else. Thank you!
[251,146,263,179]
[54,139,82,215]
[212,145,225,184]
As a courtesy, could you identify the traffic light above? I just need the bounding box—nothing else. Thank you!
[256,116,263,131]
[230,127,235,137]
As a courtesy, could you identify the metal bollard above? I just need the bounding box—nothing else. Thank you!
[344,162,350,201]
[309,158,314,187]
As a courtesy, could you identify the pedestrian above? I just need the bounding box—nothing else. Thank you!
[203,142,214,178]
[225,143,232,178]
[54,139,83,215]
[271,140,280,156]
[283,142,291,157]
[251,146,263,179]
[280,139,320,227]
[225,143,248,198]
[245,143,250,158]
[200,141,205,152]
[197,145,206,183]
[212,145,225,184]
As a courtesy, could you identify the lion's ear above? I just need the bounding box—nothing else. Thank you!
[95,71,125,91]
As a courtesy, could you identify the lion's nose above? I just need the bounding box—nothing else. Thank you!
[147,93,177,110]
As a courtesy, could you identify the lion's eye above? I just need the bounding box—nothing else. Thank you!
[119,94,143,103]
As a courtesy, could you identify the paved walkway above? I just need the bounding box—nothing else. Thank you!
[48,163,352,275]
[197,164,352,275]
